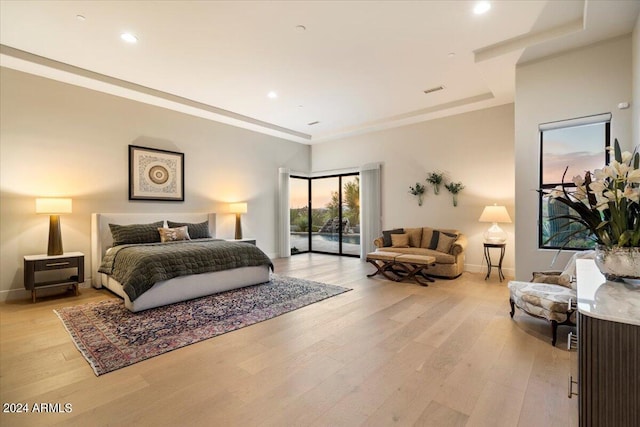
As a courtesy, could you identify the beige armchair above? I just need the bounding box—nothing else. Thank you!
[508,251,594,346]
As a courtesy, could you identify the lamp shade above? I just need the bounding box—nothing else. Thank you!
[35,198,72,214]
[478,205,511,223]
[228,202,248,214]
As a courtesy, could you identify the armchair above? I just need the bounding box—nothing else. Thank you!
[508,251,595,346]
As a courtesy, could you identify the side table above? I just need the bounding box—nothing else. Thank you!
[483,243,505,282]
[24,252,84,302]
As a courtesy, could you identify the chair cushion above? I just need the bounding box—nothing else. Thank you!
[378,247,455,264]
[508,281,576,323]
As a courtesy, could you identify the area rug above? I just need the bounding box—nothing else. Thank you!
[54,274,350,375]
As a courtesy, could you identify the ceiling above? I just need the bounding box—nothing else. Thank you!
[1,1,638,144]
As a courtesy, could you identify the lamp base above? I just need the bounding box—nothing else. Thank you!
[47,214,64,256]
[483,223,507,244]
[234,213,243,240]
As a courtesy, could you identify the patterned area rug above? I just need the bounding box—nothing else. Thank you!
[54,274,350,375]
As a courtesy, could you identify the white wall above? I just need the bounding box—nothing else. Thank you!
[515,35,633,280]
[633,14,640,147]
[0,68,310,300]
[312,103,515,275]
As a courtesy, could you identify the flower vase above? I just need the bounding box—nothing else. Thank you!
[594,245,640,283]
[418,194,423,206]
[433,184,440,195]
[452,194,458,207]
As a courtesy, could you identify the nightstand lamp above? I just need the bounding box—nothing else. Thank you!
[36,198,72,256]
[229,202,248,240]
[479,204,511,244]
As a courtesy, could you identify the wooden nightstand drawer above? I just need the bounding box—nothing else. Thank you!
[24,252,84,302]
[34,257,80,271]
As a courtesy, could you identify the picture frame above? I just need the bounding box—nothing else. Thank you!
[129,145,184,201]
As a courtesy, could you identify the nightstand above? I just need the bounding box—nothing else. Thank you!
[224,238,256,245]
[24,252,84,302]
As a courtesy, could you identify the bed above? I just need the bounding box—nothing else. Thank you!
[91,212,272,312]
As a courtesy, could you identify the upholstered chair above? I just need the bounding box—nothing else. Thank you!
[508,251,595,346]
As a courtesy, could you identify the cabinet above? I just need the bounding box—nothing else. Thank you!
[575,260,639,426]
[24,252,84,302]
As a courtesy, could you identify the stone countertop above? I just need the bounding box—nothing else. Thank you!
[576,259,640,326]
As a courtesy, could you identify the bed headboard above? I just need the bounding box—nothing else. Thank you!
[91,212,216,287]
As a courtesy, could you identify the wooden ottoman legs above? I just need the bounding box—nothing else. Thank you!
[393,263,434,286]
[366,259,402,282]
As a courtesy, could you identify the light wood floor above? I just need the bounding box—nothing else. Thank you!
[0,254,578,426]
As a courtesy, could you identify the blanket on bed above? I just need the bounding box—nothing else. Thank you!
[98,239,273,302]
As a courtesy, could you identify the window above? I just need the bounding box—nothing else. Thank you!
[289,173,360,257]
[539,114,610,250]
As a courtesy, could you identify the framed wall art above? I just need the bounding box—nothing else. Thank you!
[129,145,184,201]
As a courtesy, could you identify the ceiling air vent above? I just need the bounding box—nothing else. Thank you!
[423,85,445,94]
[307,121,320,126]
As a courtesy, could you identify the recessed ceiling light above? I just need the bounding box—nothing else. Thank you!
[447,52,456,58]
[120,33,138,43]
[474,1,491,15]
[267,91,278,99]
[295,25,306,32]
[76,15,86,21]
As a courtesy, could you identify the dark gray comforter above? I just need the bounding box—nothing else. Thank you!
[98,239,273,302]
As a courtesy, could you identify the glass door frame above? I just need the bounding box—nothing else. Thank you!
[290,172,360,258]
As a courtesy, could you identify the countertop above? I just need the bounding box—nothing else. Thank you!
[576,259,640,326]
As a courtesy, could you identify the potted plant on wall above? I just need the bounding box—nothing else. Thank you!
[445,182,465,206]
[409,182,426,206]
[426,171,444,195]
[542,139,640,282]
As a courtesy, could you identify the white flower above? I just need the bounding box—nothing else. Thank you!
[593,167,611,180]
[589,181,607,193]
[623,186,639,203]
[603,189,624,202]
[622,151,633,163]
[612,161,630,177]
[572,175,585,186]
[574,185,588,201]
[549,186,564,198]
[627,169,640,184]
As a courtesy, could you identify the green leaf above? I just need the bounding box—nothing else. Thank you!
[614,138,622,163]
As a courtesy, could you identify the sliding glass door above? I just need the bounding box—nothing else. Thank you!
[289,173,360,257]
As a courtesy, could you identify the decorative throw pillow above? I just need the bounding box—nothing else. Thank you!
[420,227,435,249]
[158,226,191,243]
[532,272,572,288]
[391,233,410,248]
[436,233,457,253]
[167,220,211,239]
[109,221,164,246]
[382,228,404,247]
[404,228,423,248]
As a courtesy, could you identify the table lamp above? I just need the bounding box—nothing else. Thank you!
[36,198,72,255]
[478,204,511,244]
[229,202,248,240]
